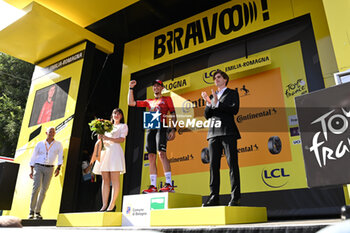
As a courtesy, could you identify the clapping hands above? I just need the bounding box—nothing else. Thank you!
[201,89,217,106]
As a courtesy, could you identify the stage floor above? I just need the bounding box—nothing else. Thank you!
[4,218,345,233]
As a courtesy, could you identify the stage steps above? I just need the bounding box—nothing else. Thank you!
[56,193,202,227]
[56,193,267,227]
[151,206,267,226]
[56,211,122,227]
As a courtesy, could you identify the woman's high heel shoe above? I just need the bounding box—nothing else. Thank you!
[99,207,107,212]
[106,206,116,212]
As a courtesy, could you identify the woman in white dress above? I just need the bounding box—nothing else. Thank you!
[90,108,128,211]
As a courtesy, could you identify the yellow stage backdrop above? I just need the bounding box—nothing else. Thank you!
[119,0,336,195]
[5,42,87,219]
[142,41,308,194]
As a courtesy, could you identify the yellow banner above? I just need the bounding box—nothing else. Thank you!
[163,77,191,93]
[139,42,308,194]
[225,53,271,75]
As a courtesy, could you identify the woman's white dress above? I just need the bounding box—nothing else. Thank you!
[93,123,128,175]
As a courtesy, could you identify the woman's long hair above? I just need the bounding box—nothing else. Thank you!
[110,108,125,124]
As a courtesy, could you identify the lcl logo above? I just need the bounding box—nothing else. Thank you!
[203,69,219,84]
[261,168,290,188]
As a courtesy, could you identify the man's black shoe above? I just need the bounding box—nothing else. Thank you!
[202,195,219,207]
[34,212,43,220]
[228,199,240,206]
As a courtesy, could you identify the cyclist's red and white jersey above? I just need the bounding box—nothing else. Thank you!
[136,96,175,121]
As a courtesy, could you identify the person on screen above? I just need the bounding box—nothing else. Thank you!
[89,108,128,212]
[37,85,56,124]
[201,70,241,206]
[128,79,177,193]
[28,127,63,220]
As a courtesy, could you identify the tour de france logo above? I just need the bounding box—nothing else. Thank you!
[143,111,161,129]
[285,79,307,98]
[309,108,350,168]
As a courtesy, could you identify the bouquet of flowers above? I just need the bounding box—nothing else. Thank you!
[88,118,113,151]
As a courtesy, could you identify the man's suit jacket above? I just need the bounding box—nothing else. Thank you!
[204,88,241,140]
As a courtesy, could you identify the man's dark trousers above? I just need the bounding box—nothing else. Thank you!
[208,135,240,201]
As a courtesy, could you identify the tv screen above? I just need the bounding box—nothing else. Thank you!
[29,78,71,127]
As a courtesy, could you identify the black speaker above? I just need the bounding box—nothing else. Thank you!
[0,162,19,210]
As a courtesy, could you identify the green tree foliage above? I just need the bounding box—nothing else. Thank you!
[0,53,34,157]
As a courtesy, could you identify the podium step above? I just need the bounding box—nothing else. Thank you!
[57,211,122,227]
[122,192,202,226]
[151,206,267,226]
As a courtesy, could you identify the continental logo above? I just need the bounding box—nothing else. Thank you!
[237,108,277,123]
[169,154,194,163]
[238,144,259,153]
[154,0,270,59]
[261,168,290,188]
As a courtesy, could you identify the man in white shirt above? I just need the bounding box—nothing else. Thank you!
[28,127,63,220]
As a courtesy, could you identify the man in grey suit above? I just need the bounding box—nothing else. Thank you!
[201,70,241,206]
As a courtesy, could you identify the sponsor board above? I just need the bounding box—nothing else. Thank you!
[160,67,292,176]
[296,81,350,187]
[136,42,309,194]
[122,193,169,226]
